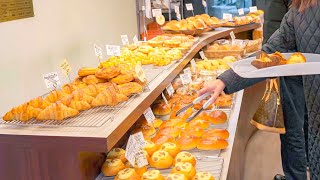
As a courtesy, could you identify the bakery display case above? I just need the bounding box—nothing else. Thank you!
[0,15,261,179]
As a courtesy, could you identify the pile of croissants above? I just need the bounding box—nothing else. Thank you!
[3,64,145,122]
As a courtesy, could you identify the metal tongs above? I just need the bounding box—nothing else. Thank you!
[176,92,211,116]
[186,96,215,122]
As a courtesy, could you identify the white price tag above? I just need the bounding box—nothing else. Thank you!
[174,6,180,14]
[230,31,236,41]
[59,58,71,76]
[143,107,156,124]
[93,44,103,58]
[249,6,258,13]
[141,6,146,11]
[135,64,147,82]
[166,83,175,97]
[223,13,233,21]
[199,51,206,59]
[121,35,129,46]
[152,9,162,17]
[180,73,192,85]
[106,45,121,56]
[133,35,139,45]
[185,3,194,11]
[125,132,146,166]
[184,67,192,75]
[190,59,197,71]
[135,150,149,168]
[145,0,152,19]
[238,8,244,15]
[177,13,181,21]
[162,93,168,105]
[43,72,61,89]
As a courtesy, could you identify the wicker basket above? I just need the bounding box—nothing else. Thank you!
[246,39,262,53]
[204,49,246,59]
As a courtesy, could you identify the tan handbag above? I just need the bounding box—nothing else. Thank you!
[250,78,286,134]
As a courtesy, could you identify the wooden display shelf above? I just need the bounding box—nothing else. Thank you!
[0,23,260,180]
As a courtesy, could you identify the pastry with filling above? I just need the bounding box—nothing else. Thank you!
[171,162,196,179]
[107,148,127,163]
[149,150,174,169]
[174,151,196,166]
[101,159,125,176]
[142,170,165,180]
[160,142,181,157]
[286,52,306,64]
[192,172,215,180]
[251,52,280,69]
[115,168,140,180]
[144,140,158,156]
[166,173,188,180]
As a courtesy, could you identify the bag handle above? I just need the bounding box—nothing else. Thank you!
[263,79,280,102]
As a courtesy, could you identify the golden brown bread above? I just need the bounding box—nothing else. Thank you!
[101,159,125,177]
[176,136,200,150]
[115,168,140,180]
[171,162,196,179]
[119,82,143,96]
[44,90,68,103]
[110,73,135,85]
[95,66,120,79]
[197,137,228,150]
[91,87,128,107]
[82,75,107,85]
[36,102,79,121]
[251,52,280,69]
[3,103,42,121]
[150,150,174,169]
[207,110,227,124]
[286,52,306,64]
[203,129,229,140]
[78,67,99,77]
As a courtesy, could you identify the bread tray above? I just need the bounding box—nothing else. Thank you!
[230,53,320,78]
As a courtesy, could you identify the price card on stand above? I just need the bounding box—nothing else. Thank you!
[180,73,192,85]
[177,13,181,21]
[230,31,236,41]
[106,45,121,56]
[135,150,149,167]
[135,63,147,82]
[184,67,192,75]
[166,83,175,97]
[174,5,180,14]
[43,72,61,89]
[199,51,206,59]
[133,35,139,45]
[59,58,71,77]
[145,0,152,19]
[190,59,197,71]
[238,8,244,15]
[162,93,169,105]
[125,132,146,166]
[185,3,194,11]
[94,44,103,60]
[152,9,162,17]
[249,6,258,13]
[121,35,129,46]
[223,13,233,21]
[143,107,156,124]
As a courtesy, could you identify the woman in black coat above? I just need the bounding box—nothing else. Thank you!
[199,0,320,179]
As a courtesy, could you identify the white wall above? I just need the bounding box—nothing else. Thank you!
[0,0,138,115]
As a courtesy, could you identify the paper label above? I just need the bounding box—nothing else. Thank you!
[145,0,152,19]
[223,13,233,21]
[135,64,147,82]
[174,5,180,14]
[152,9,162,17]
[121,35,129,46]
[190,59,197,71]
[238,8,244,15]
[133,35,139,45]
[141,6,146,11]
[230,31,236,41]
[180,73,192,85]
[43,72,61,89]
[166,83,175,97]
[106,45,121,56]
[249,6,258,13]
[93,44,103,58]
[125,132,146,166]
[143,107,156,123]
[199,51,206,59]
[59,59,71,76]
[183,67,192,75]
[177,13,181,21]
[135,150,149,168]
[162,92,168,105]
[186,3,194,11]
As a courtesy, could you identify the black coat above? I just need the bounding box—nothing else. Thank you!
[218,6,320,179]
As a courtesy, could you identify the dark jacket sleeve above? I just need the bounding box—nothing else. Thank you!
[218,9,296,94]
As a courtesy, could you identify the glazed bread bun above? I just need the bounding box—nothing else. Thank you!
[193,100,213,110]
[286,52,306,64]
[150,150,174,169]
[186,119,210,129]
[101,159,125,176]
[152,118,163,129]
[203,129,229,140]
[197,137,228,150]
[207,110,227,124]
[171,162,196,179]
[160,118,186,129]
[200,14,210,20]
[194,112,209,121]
[180,127,204,138]
[192,172,215,180]
[152,102,172,116]
[107,148,127,163]
[134,165,147,177]
[142,170,165,180]
[152,135,175,146]
[160,142,181,157]
[166,173,188,180]
[144,140,158,156]
[174,151,196,166]
[157,126,182,138]
[192,19,207,29]
[176,136,200,150]
[214,95,232,107]
[115,168,140,180]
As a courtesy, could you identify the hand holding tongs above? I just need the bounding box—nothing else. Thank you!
[176,92,211,116]
[186,95,215,122]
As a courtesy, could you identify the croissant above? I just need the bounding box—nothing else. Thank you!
[97,82,120,93]
[71,89,94,104]
[28,96,51,109]
[82,84,100,97]
[69,100,91,111]
[61,84,76,94]
[82,75,107,85]
[95,66,120,79]
[119,82,143,96]
[3,103,41,121]
[78,67,99,77]
[36,102,79,121]
[110,73,135,85]
[44,90,67,103]
[116,93,129,103]
[91,87,118,107]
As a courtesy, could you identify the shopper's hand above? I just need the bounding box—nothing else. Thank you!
[198,79,226,103]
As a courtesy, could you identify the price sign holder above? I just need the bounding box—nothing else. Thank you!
[249,6,258,13]
[152,9,162,17]
[180,73,192,85]
[166,83,174,97]
[94,44,103,63]
[190,59,197,71]
[125,132,146,166]
[238,8,244,15]
[43,72,61,89]
[185,3,194,16]
[162,92,169,105]
[121,35,129,46]
[199,51,206,59]
[135,63,147,83]
[223,13,233,21]
[143,107,156,124]
[133,35,139,45]
[135,150,149,167]
[59,58,72,82]
[106,45,121,56]
[183,67,192,75]
[230,31,236,41]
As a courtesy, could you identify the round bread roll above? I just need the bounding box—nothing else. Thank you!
[115,168,140,180]
[207,110,227,124]
[194,112,209,121]
[197,137,228,150]
[160,118,186,129]
[286,52,306,64]
[192,19,207,29]
[152,118,163,129]
[176,136,200,150]
[150,150,174,169]
[101,159,125,176]
[180,127,204,138]
[134,165,147,177]
[174,151,196,166]
[152,135,175,146]
[166,173,188,180]
[107,148,127,163]
[203,129,229,140]
[160,142,181,157]
[171,162,196,179]
[186,119,210,129]
[157,126,182,138]
[142,170,165,180]
[145,140,158,156]
[192,172,215,180]
[152,102,172,116]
